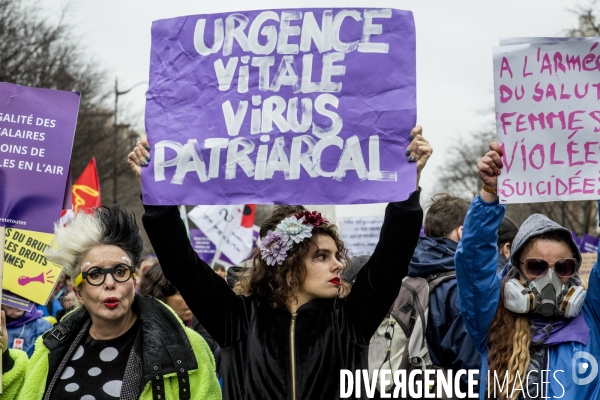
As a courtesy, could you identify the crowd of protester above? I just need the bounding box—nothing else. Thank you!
[0,132,598,400]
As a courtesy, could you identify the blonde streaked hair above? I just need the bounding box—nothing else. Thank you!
[46,205,143,283]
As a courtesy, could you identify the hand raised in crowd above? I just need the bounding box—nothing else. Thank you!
[1,310,7,354]
[477,141,503,200]
[127,134,151,179]
[405,126,433,189]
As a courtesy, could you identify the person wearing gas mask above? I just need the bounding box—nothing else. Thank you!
[455,142,600,400]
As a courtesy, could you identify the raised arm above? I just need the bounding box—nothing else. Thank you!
[343,127,429,342]
[454,142,505,353]
[129,139,250,347]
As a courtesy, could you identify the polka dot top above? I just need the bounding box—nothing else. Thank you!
[50,318,141,400]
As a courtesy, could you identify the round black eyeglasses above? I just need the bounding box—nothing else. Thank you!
[76,264,135,286]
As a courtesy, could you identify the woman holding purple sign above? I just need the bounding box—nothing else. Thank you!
[128,126,432,400]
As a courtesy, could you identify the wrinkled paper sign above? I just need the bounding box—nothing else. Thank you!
[144,8,416,205]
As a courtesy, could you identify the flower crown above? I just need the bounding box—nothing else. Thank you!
[259,211,328,266]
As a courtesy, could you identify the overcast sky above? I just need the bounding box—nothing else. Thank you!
[41,0,589,215]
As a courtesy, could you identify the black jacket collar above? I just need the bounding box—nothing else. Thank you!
[44,294,198,378]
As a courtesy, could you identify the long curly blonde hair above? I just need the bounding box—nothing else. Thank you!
[487,231,579,399]
[486,291,531,400]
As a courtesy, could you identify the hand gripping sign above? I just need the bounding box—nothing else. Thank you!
[143,8,416,205]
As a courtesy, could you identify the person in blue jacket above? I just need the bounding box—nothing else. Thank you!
[407,193,480,393]
[455,142,600,400]
[2,302,52,357]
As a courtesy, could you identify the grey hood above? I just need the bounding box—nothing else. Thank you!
[509,213,582,269]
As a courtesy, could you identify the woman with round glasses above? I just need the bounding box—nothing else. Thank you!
[455,142,600,399]
[0,205,221,400]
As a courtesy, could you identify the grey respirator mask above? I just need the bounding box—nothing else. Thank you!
[502,213,586,319]
[504,266,586,318]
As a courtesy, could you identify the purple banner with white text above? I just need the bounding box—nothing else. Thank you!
[143,8,416,205]
[0,83,80,233]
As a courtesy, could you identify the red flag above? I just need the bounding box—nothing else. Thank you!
[241,204,256,228]
[72,158,101,213]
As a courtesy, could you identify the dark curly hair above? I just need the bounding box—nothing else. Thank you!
[234,205,352,308]
[138,262,178,302]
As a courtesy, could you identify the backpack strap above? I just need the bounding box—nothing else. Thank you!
[400,280,428,338]
[400,273,456,369]
[390,277,429,337]
[426,271,456,292]
[390,272,455,337]
[409,346,429,370]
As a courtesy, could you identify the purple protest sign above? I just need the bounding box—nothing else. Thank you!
[189,228,235,265]
[190,227,260,266]
[571,231,580,246]
[579,234,599,254]
[1,291,34,312]
[144,9,416,205]
[0,83,80,233]
[189,228,217,264]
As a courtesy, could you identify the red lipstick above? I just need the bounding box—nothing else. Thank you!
[103,297,120,309]
[329,277,341,285]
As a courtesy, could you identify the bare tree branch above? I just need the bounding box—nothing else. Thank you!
[0,0,151,250]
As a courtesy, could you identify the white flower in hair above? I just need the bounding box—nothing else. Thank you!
[275,216,314,246]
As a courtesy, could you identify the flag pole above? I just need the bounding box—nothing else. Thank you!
[0,226,5,391]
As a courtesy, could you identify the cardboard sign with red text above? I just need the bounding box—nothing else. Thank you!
[493,38,600,203]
